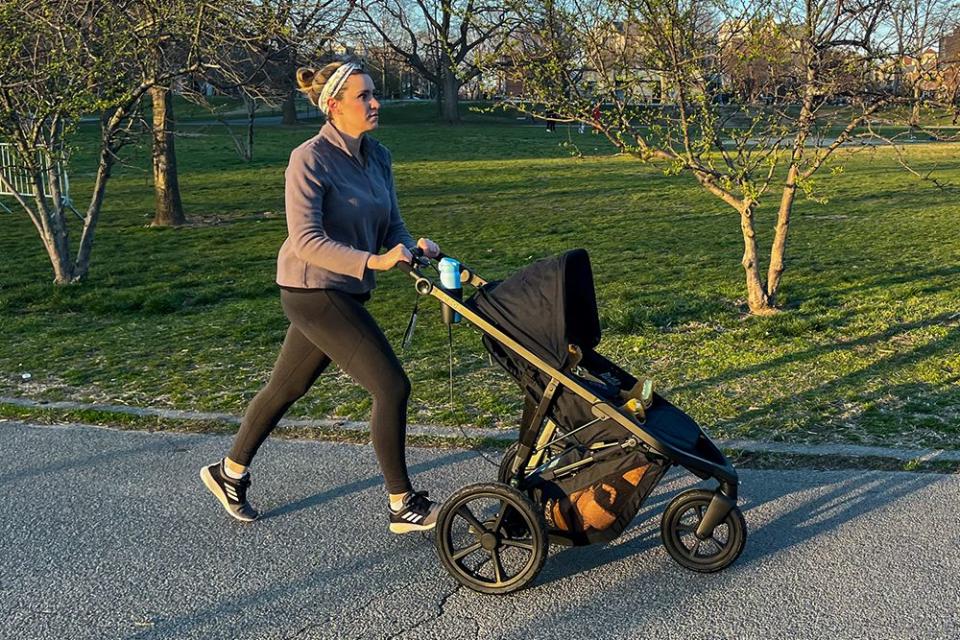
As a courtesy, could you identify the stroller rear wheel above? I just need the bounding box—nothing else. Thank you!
[435,482,548,594]
[661,489,746,573]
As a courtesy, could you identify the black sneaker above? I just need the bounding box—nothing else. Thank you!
[200,460,259,523]
[389,490,439,534]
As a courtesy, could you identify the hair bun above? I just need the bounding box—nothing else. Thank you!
[296,67,317,90]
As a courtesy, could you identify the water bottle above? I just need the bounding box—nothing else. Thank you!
[438,257,462,324]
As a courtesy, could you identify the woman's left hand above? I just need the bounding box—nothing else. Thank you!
[417,237,441,259]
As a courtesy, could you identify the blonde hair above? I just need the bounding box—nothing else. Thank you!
[296,62,364,115]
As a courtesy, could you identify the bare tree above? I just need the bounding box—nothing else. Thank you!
[890,0,957,125]
[0,0,216,283]
[356,0,515,123]
[264,0,355,125]
[189,5,295,162]
[137,1,207,227]
[495,0,955,314]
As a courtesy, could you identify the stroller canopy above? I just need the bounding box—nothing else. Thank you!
[467,249,601,370]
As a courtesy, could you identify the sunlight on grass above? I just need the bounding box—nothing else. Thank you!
[1,110,958,448]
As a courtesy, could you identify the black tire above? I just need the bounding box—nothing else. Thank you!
[660,489,747,573]
[498,442,520,484]
[435,482,548,594]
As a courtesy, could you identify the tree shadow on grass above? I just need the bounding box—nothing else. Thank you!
[671,311,958,398]
[717,322,960,442]
[795,263,960,303]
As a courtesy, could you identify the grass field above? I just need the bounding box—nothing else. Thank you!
[1,103,958,449]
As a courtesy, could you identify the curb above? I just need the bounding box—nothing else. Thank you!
[2,396,959,463]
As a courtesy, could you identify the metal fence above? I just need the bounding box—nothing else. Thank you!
[0,142,79,217]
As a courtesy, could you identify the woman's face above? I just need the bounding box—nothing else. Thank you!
[328,73,380,136]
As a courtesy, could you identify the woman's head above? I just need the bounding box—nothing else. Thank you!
[297,61,380,136]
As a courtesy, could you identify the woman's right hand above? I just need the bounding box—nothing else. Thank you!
[367,244,413,271]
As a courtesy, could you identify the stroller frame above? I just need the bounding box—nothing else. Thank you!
[400,251,744,592]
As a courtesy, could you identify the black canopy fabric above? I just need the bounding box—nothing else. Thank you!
[466,249,601,370]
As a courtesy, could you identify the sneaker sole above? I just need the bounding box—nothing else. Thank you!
[200,466,257,523]
[389,521,437,534]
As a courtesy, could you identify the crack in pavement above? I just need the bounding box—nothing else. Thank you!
[280,580,421,640]
[387,582,464,639]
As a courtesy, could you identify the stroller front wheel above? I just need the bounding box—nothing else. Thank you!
[661,489,747,573]
[435,482,548,594]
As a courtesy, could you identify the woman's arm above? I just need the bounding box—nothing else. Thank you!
[285,147,371,280]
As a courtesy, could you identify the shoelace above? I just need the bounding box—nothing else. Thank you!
[229,474,251,501]
[406,490,432,513]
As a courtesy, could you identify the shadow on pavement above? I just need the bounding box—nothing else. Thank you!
[262,449,477,520]
[534,469,940,591]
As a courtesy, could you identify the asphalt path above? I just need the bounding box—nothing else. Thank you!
[1,421,958,640]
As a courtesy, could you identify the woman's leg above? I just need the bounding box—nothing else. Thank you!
[228,324,331,466]
[202,314,330,523]
[280,289,413,495]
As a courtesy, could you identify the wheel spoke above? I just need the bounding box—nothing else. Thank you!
[491,548,505,584]
[501,539,534,551]
[686,539,702,559]
[711,534,727,549]
[696,505,705,522]
[677,524,696,535]
[456,505,487,535]
[452,542,482,562]
[491,501,510,533]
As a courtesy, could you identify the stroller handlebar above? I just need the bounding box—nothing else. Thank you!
[395,247,433,277]
[396,247,485,288]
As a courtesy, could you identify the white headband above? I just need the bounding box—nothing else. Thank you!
[318,63,361,117]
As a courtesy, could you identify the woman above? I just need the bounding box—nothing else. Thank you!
[201,60,442,534]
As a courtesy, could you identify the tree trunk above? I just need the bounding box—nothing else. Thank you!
[441,63,461,124]
[73,130,116,282]
[739,201,773,314]
[23,170,72,284]
[766,164,799,305]
[218,96,255,162]
[435,81,443,118]
[244,94,256,162]
[150,86,186,227]
[282,86,298,125]
[765,67,813,307]
[910,83,922,128]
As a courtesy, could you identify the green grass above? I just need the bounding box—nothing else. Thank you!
[1,107,959,450]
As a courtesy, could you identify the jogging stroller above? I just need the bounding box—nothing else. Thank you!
[399,248,746,594]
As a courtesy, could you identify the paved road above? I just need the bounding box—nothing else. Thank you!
[1,421,958,640]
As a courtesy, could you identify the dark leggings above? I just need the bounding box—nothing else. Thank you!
[228,288,412,494]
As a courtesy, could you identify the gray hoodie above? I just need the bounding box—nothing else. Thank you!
[276,122,416,293]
